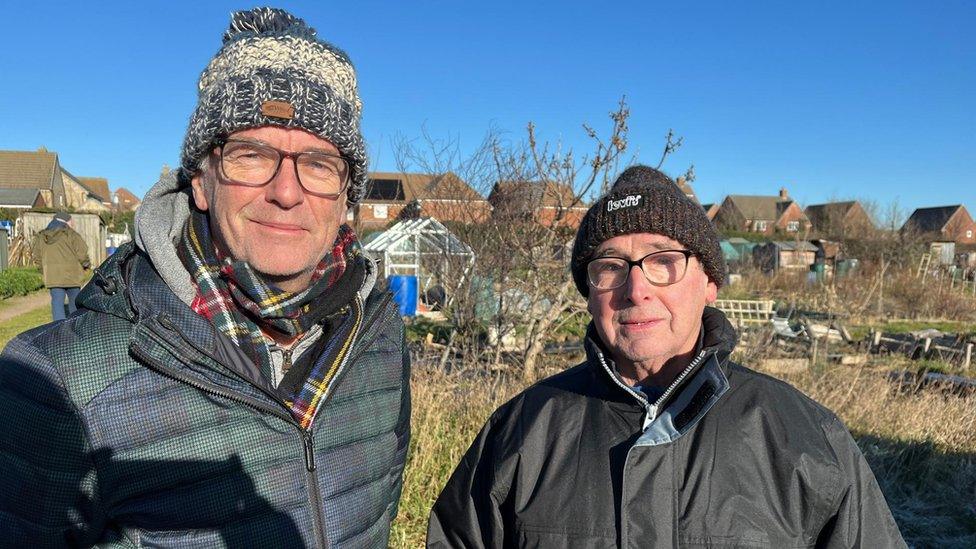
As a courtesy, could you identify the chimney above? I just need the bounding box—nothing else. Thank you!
[676,175,686,187]
[779,187,789,201]
[161,164,171,178]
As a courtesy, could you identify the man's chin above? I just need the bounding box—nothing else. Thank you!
[247,256,316,288]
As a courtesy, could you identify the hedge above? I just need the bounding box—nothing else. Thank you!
[0,268,44,299]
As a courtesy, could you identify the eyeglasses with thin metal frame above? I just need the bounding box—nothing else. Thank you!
[213,137,351,199]
[586,249,694,290]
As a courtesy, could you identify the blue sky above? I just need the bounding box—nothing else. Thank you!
[2,1,972,220]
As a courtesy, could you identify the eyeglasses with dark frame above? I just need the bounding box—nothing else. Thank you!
[213,137,350,199]
[586,249,694,290]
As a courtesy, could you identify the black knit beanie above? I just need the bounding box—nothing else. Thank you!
[571,165,726,296]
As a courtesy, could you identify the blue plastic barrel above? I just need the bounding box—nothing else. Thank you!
[388,275,418,316]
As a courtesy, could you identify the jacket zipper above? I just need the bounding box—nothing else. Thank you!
[130,337,330,548]
[648,349,708,421]
[595,348,710,425]
[144,292,394,547]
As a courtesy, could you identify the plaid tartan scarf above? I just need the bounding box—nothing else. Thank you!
[178,210,365,427]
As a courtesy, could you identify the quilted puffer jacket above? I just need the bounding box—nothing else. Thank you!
[0,242,410,548]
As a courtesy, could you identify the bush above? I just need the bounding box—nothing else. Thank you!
[0,268,44,299]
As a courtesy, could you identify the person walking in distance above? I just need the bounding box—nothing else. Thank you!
[33,211,90,320]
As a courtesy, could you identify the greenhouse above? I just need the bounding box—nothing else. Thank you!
[362,217,475,299]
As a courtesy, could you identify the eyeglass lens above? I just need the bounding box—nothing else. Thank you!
[587,250,690,289]
[220,140,349,195]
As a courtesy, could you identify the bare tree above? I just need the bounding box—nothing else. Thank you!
[392,99,688,381]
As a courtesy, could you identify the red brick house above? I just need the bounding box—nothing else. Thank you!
[901,205,976,244]
[712,188,811,235]
[804,201,875,238]
[112,187,142,212]
[487,180,588,228]
[353,172,490,230]
[676,175,699,204]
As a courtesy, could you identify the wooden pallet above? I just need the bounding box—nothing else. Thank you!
[714,299,776,324]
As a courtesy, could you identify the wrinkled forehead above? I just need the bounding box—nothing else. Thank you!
[592,232,684,258]
[227,126,341,155]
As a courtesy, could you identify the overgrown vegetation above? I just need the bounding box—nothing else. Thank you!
[389,351,976,548]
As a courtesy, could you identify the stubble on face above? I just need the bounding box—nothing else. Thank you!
[189,128,349,292]
[586,233,717,385]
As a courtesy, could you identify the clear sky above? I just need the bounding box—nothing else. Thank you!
[2,1,972,220]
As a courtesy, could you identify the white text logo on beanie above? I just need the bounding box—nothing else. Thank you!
[607,194,642,212]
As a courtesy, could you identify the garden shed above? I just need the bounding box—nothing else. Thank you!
[363,217,475,294]
[753,240,818,272]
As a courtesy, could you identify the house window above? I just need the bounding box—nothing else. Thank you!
[366,178,404,200]
[968,230,974,239]
[373,205,388,219]
[754,220,767,232]
[787,221,799,232]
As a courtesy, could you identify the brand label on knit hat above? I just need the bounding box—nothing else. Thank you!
[261,100,295,120]
[606,194,642,212]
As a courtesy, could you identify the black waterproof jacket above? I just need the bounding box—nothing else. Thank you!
[428,307,905,548]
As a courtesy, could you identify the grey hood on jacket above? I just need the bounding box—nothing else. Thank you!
[133,171,198,305]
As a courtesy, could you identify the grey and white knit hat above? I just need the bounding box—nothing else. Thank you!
[570,165,727,296]
[180,7,369,204]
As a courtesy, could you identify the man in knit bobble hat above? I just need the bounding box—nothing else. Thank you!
[429,166,905,547]
[0,8,409,548]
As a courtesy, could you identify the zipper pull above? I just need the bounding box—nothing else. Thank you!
[303,430,316,472]
[644,404,657,430]
[282,348,293,374]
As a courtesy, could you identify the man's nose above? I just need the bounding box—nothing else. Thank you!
[622,263,655,302]
[265,157,305,208]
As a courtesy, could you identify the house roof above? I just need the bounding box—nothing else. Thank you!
[60,168,104,203]
[0,149,58,190]
[364,172,485,203]
[0,188,41,207]
[490,180,584,208]
[726,195,799,221]
[903,205,966,233]
[771,240,818,251]
[804,201,857,227]
[78,177,111,203]
[114,187,142,208]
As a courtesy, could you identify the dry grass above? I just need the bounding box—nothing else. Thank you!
[390,351,976,548]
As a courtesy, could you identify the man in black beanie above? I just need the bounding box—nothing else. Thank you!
[429,166,905,548]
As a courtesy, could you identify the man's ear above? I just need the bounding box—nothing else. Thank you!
[705,280,719,304]
[190,173,210,212]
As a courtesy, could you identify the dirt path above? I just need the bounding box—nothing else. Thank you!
[0,291,50,323]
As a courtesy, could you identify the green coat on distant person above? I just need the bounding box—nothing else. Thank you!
[33,221,91,288]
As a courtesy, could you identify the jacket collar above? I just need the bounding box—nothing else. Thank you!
[583,306,738,400]
[583,306,738,444]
